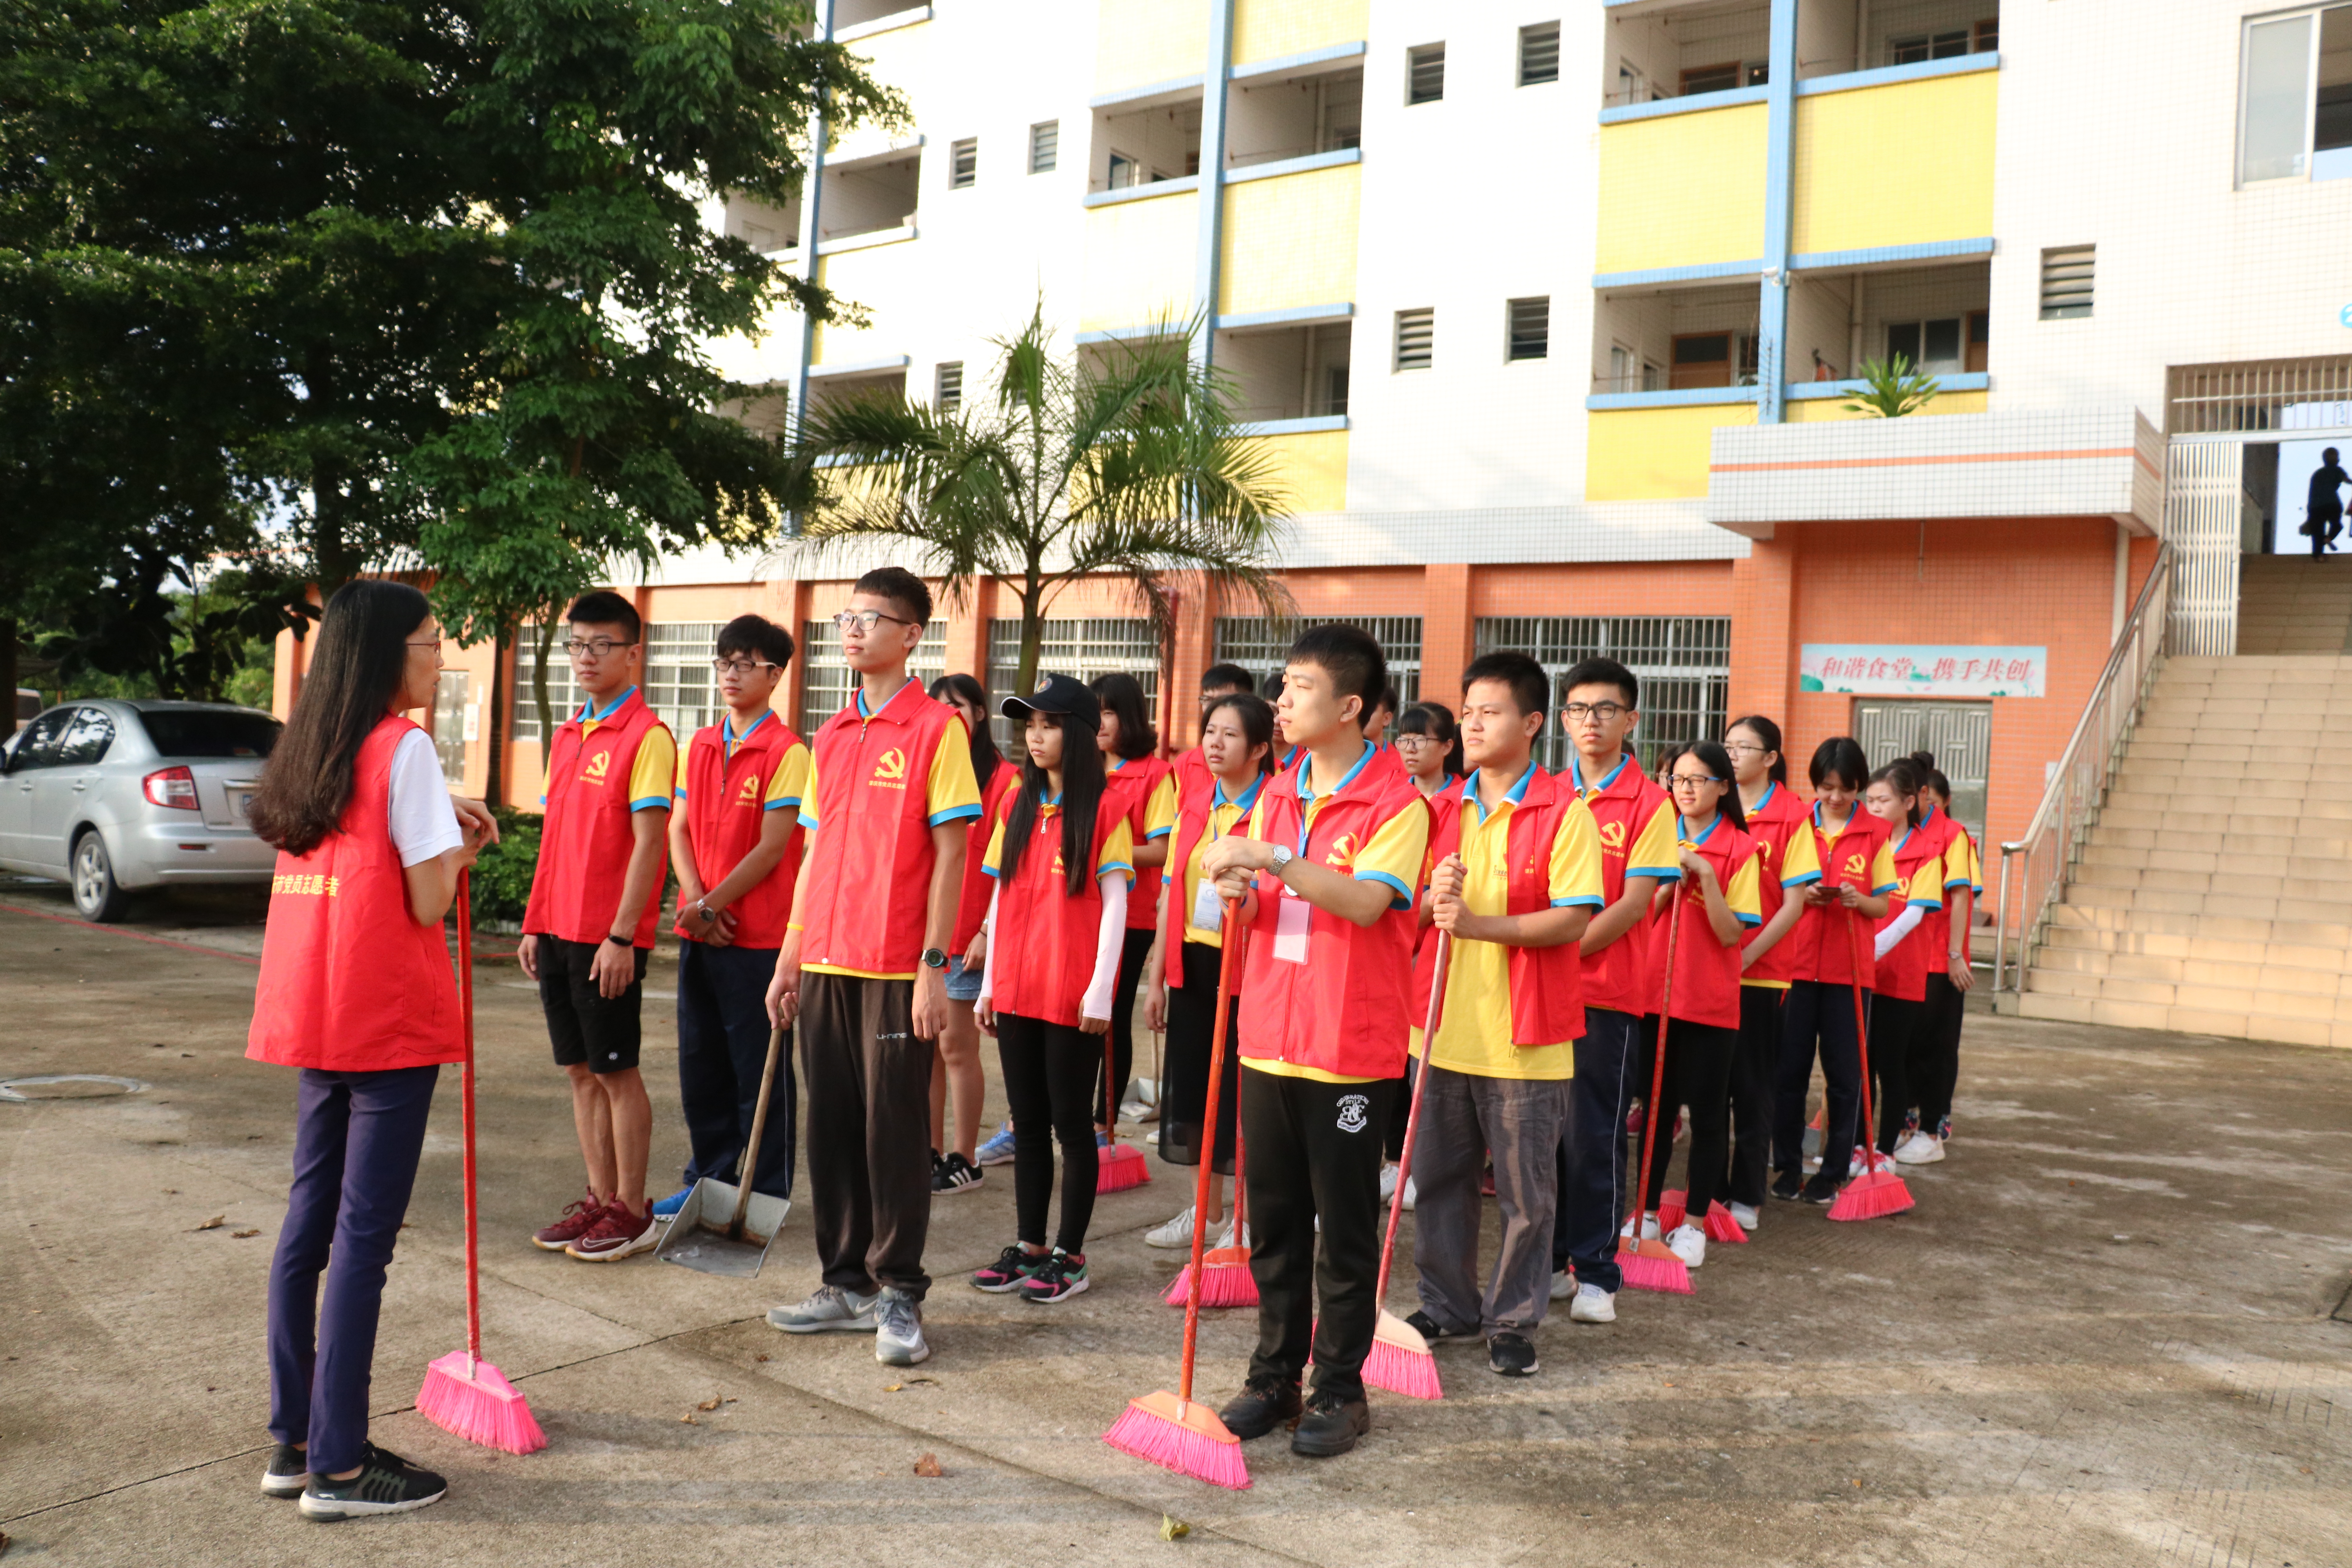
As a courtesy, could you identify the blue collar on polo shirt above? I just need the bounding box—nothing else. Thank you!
[1462,759,1538,826]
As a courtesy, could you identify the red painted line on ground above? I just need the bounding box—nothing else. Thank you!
[0,902,263,967]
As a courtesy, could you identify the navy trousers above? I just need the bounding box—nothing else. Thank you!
[1554,1006,1641,1294]
[1775,980,1867,1182]
[677,940,796,1201]
[267,1063,439,1476]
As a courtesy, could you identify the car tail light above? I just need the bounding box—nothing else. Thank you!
[143,766,199,810]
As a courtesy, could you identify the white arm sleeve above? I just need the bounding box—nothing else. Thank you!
[387,730,465,868]
[1080,874,1130,1022]
[1873,901,1926,960]
[977,881,1001,1005]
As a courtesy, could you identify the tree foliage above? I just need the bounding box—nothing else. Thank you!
[1842,354,1943,419]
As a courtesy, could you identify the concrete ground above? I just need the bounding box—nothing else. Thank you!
[2,877,2349,1567]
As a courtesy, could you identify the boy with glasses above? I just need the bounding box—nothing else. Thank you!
[764,568,980,1367]
[521,591,676,1261]
[656,615,811,1224]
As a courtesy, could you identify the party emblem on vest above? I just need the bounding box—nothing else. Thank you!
[736,774,762,806]
[583,749,612,783]
[1597,819,1627,851]
[870,748,909,789]
[1324,831,1360,870]
[1843,852,1866,878]
[1335,1094,1370,1134]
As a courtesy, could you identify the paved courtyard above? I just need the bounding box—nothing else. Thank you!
[2,883,2348,1567]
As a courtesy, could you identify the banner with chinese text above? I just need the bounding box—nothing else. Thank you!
[1798,645,2045,698]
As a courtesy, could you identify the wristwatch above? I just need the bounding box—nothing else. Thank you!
[604,933,632,947]
[1268,844,1295,877]
[921,947,949,970]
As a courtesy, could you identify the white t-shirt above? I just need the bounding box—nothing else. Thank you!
[389,730,465,868]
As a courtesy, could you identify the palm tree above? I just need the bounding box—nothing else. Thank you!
[774,305,1294,702]
[1842,354,1943,419]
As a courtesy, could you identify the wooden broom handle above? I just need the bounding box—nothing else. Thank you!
[1178,898,1247,1406]
[1628,880,1683,1234]
[1375,929,1450,1304]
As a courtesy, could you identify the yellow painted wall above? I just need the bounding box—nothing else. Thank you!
[1257,428,1349,514]
[1232,0,1368,65]
[1792,71,1997,254]
[1784,390,1989,422]
[1595,103,1768,275]
[809,241,926,363]
[1218,162,1359,315]
[1585,404,1759,501]
[1096,0,1207,95]
[1079,189,1200,331]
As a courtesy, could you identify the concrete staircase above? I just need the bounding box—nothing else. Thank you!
[2015,652,2352,1048]
[2235,554,2352,653]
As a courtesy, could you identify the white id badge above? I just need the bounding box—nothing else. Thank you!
[1192,876,1226,934]
[1273,887,1310,963]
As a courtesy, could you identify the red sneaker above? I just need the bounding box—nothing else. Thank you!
[532,1190,603,1252]
[565,1200,658,1262]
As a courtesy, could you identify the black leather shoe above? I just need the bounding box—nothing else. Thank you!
[1218,1375,1302,1440]
[1290,1388,1370,1457]
[1487,1332,1539,1378]
[1769,1172,1804,1201]
[1402,1309,1473,1343]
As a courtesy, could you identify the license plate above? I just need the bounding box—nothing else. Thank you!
[229,789,255,820]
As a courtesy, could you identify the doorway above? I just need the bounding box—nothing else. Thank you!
[1853,699,1991,846]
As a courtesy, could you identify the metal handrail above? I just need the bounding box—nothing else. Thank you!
[1993,541,2175,993]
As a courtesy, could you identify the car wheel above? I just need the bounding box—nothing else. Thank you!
[71,830,131,923]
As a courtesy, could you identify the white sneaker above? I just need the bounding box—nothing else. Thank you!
[1894,1132,1944,1165]
[1378,1163,1399,1202]
[1549,1268,1576,1301]
[1144,1206,1197,1250]
[1728,1201,1761,1231]
[873,1288,929,1367]
[1213,1217,1250,1250]
[1399,1176,1416,1211]
[1664,1223,1707,1269]
[1568,1282,1617,1324]
[1619,1212,1662,1241]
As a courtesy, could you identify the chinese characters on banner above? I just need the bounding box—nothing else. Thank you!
[1799,645,2046,698]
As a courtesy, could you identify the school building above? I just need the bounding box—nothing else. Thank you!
[285,0,2352,1045]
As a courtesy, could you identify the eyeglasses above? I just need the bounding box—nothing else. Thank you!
[1668,773,1726,790]
[1723,741,1768,756]
[1393,734,1438,748]
[711,658,778,676]
[564,638,636,658]
[405,639,443,651]
[833,609,916,633]
[1561,702,1628,723]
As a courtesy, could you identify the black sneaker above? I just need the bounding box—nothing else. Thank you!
[1402,1309,1473,1343]
[1017,1249,1089,1303]
[260,1442,309,1498]
[297,1443,447,1521]
[971,1243,1045,1293]
[1290,1388,1370,1457]
[1770,1172,1804,1202]
[933,1151,984,1195]
[1217,1374,1302,1440]
[1487,1332,1539,1378]
[1798,1179,1840,1205]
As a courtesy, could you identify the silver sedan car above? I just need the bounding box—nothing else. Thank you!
[0,699,283,920]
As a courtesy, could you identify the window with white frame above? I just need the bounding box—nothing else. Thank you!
[1519,23,1561,87]
[1394,307,1434,371]
[1887,316,1965,373]
[936,361,964,410]
[2038,246,2094,321]
[2239,4,2352,185]
[1507,297,1550,362]
[799,619,947,725]
[1408,44,1445,105]
[1212,617,1422,712]
[1474,615,1730,773]
[986,618,1159,750]
[513,624,585,744]
[949,138,978,189]
[644,622,724,738]
[1029,120,1059,174]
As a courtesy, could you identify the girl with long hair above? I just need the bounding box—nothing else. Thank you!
[1089,671,1174,1145]
[1898,751,1978,1164]
[245,579,495,1519]
[1863,758,1947,1161]
[971,676,1135,1302]
[1721,715,1818,1229]
[928,673,1017,1193]
[1393,701,1464,795]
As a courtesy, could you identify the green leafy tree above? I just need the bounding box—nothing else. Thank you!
[1842,354,1943,419]
[780,309,1293,703]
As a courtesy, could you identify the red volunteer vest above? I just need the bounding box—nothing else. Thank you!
[1410,769,1588,1046]
[1569,755,1673,1018]
[1160,766,1267,986]
[1235,745,1428,1080]
[798,679,966,975]
[674,713,806,950]
[989,792,1128,1027]
[1917,806,1963,977]
[1872,821,1943,1003]
[524,687,670,949]
[1740,780,1815,987]
[1107,753,1171,931]
[1648,815,1758,1030]
[1789,803,1895,989]
[248,715,460,1072]
[952,760,1020,954]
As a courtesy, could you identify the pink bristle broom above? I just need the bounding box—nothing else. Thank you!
[1619,883,1693,1296]
[416,873,548,1454]
[1828,907,1915,1222]
[1164,927,1257,1309]
[1357,930,1451,1401]
[1097,992,1151,1194]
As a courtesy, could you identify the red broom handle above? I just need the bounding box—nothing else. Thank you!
[457,870,480,1369]
[1844,905,1877,1170]
[1375,929,1450,1303]
[1629,880,1684,1232]
[1177,898,1247,1406]
[1227,917,1250,1240]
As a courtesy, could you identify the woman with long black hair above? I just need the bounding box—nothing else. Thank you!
[928,673,1016,1193]
[1722,715,1818,1230]
[245,579,496,1519]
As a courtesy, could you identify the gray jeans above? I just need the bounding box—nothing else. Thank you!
[1409,1064,1568,1338]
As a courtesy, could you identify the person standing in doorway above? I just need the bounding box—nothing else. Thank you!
[2305,447,2348,557]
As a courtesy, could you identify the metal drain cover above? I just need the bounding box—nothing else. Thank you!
[0,1074,149,1102]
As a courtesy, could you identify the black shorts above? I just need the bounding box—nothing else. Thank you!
[535,934,650,1074]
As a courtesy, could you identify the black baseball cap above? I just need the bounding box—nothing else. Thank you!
[1001,672,1102,731]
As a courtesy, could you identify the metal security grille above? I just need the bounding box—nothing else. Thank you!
[2038,245,2094,320]
[1029,120,1059,173]
[988,618,1160,750]
[1507,297,1550,362]
[645,622,722,738]
[1854,699,1991,846]
[1213,617,1423,708]
[1395,308,1434,371]
[1408,44,1445,104]
[431,671,471,785]
[512,625,584,744]
[936,361,963,410]
[799,619,947,726]
[1475,615,1730,772]
[2167,354,2352,434]
[949,139,978,189]
[1518,23,1561,85]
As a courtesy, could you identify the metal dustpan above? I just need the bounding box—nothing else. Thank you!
[657,1023,791,1278]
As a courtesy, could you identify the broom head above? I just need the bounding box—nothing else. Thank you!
[1827,1167,1915,1222]
[417,1351,547,1455]
[1657,1189,1688,1232]
[1362,1309,1443,1401]
[1162,1245,1258,1308]
[1617,1236,1695,1296]
[1700,1201,1749,1244]
[1096,1142,1151,1194]
[1103,1391,1250,1490]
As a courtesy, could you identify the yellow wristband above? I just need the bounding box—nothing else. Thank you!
[786,922,805,932]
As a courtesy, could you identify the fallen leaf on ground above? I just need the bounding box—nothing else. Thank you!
[193,1216,224,1231]
[884,1383,903,1393]
[231,1229,260,1239]
[903,1376,937,1386]
[913,1453,942,1477]
[696,1396,722,1411]
[680,1414,697,1425]
[1160,1515,1190,1540]
[754,1353,770,1363]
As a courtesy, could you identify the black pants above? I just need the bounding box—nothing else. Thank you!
[1634,1016,1738,1215]
[2313,507,2344,557]
[1241,1067,1394,1400]
[1775,980,1866,1183]
[1160,940,1240,1172]
[799,972,930,1299]
[1915,974,1965,1131]
[995,1013,1100,1253]
[1554,1006,1640,1293]
[1722,985,1782,1207]
[1100,927,1155,1123]
[1869,994,1923,1155]
[677,941,795,1200]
